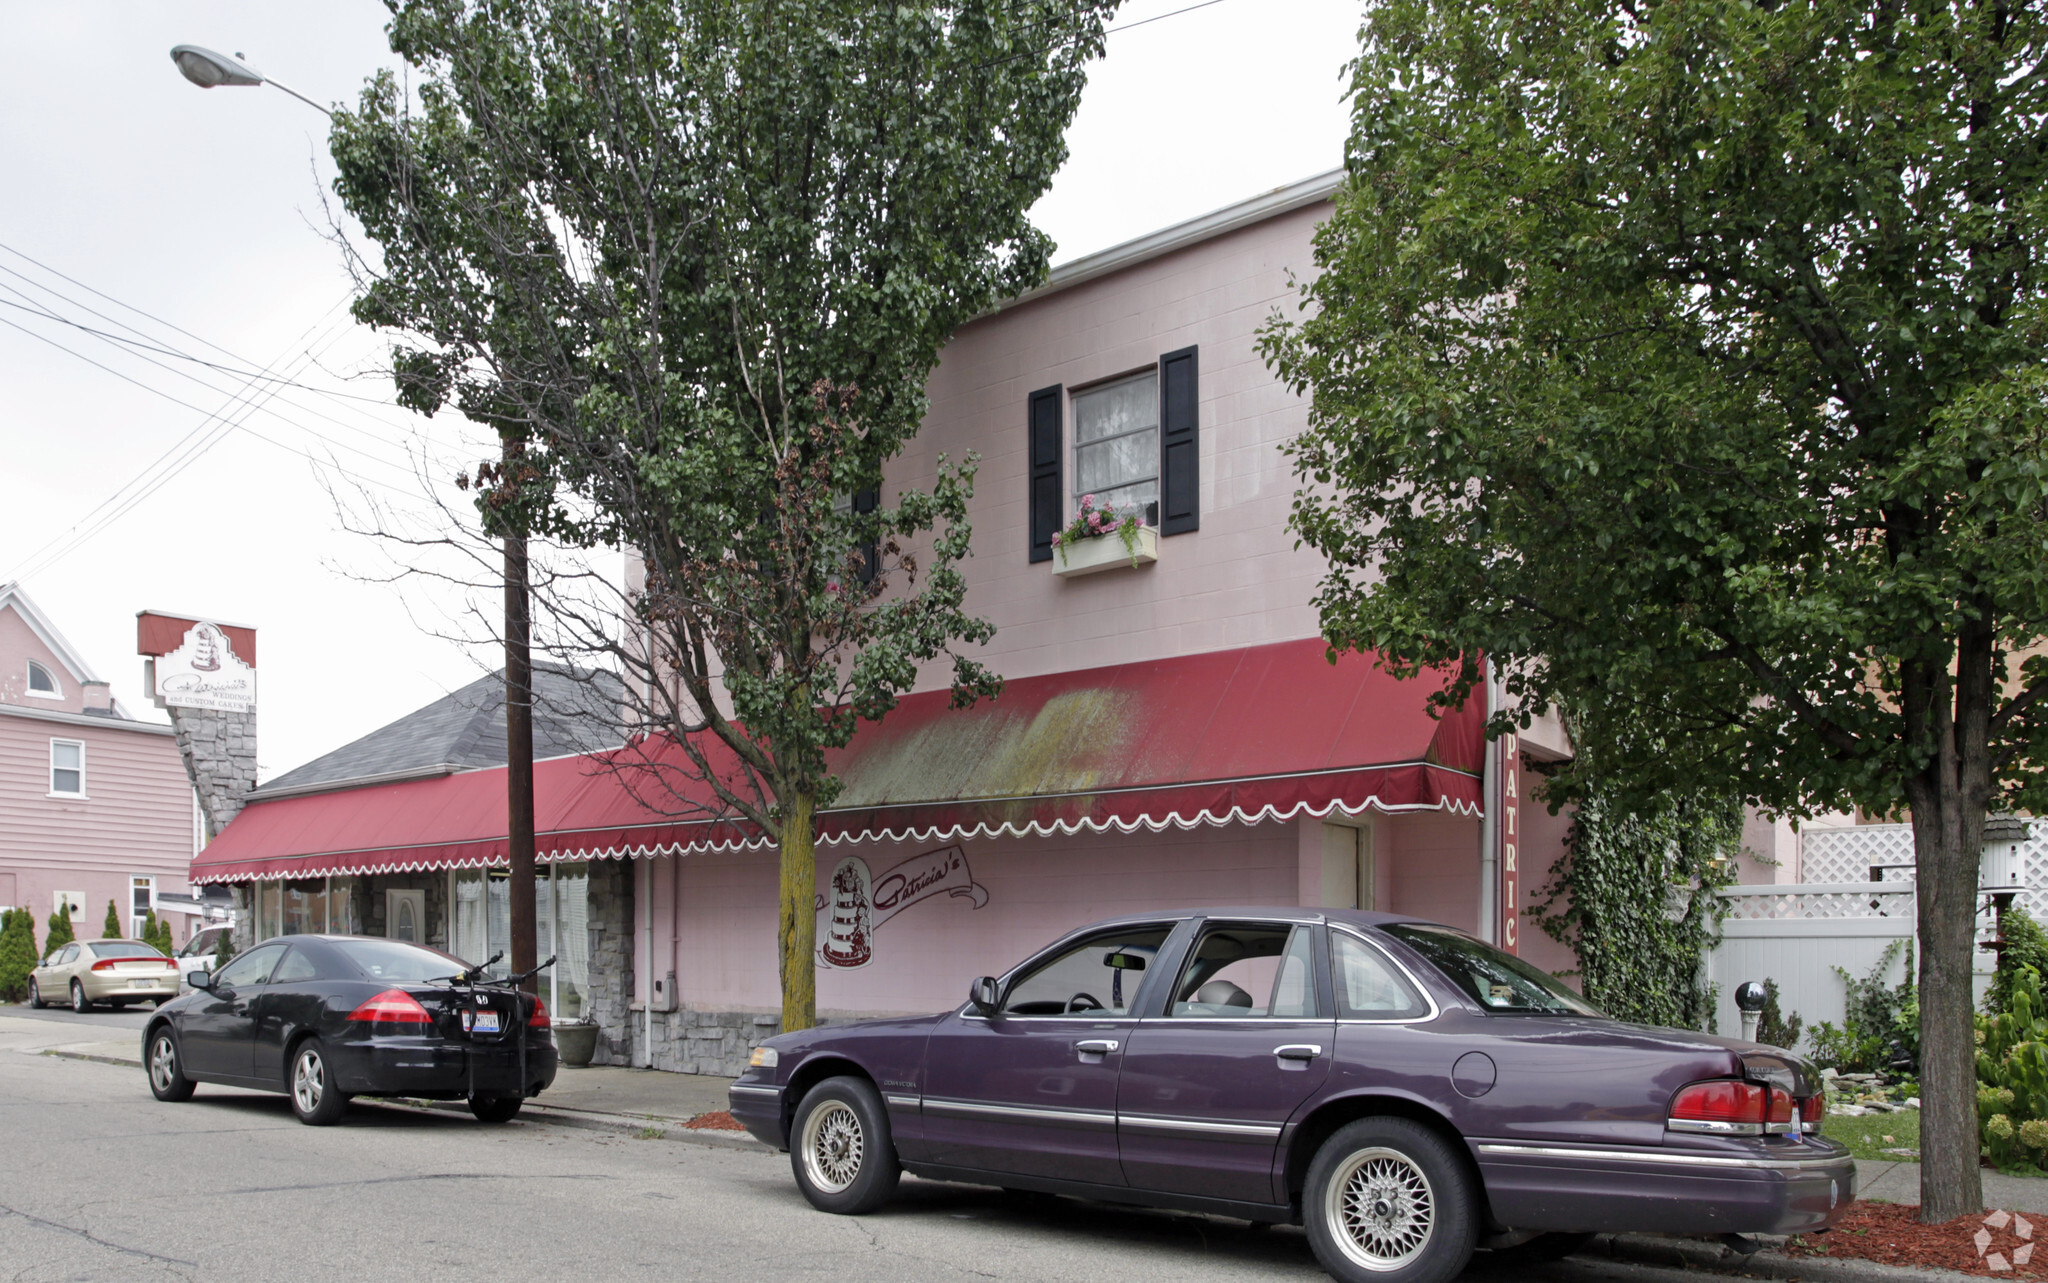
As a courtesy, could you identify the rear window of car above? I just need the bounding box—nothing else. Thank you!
[88,942,166,960]
[333,938,468,983]
[1381,924,1603,1017]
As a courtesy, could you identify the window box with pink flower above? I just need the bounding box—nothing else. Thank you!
[1052,495,1158,578]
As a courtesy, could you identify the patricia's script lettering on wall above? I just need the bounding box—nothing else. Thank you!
[814,845,990,970]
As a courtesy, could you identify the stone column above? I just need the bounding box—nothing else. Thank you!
[168,704,257,839]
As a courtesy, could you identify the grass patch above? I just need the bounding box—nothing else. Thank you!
[635,1125,667,1140]
[1822,1108,1920,1162]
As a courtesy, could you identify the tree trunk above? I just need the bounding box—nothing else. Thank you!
[1911,789,1986,1222]
[778,792,818,1033]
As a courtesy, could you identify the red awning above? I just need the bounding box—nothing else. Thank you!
[191,638,1482,883]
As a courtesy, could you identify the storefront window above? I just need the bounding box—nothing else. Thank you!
[259,882,283,941]
[282,879,327,935]
[327,877,358,934]
[449,863,589,1016]
[553,863,589,1020]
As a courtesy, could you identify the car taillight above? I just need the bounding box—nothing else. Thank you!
[1766,1086,1798,1134]
[1800,1093,1826,1131]
[90,960,118,971]
[1668,1079,1766,1135]
[347,989,433,1024]
[528,998,550,1029]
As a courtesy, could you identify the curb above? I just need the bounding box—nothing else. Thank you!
[43,1047,140,1070]
[38,1049,770,1152]
[382,1095,772,1152]
[1600,1231,1987,1283]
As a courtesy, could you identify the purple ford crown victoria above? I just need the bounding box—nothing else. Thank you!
[729,908,1852,1283]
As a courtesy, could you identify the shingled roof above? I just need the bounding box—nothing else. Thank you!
[254,663,624,799]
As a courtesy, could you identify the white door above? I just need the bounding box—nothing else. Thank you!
[387,890,425,943]
[1321,822,1377,911]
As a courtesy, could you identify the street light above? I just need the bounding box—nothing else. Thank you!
[171,38,538,996]
[169,45,332,118]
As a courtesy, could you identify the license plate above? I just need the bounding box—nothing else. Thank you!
[469,1011,500,1033]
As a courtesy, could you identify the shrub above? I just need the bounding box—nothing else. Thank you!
[1805,941,1917,1073]
[1988,906,2048,1016]
[0,909,36,1002]
[44,904,74,959]
[213,927,235,970]
[1756,978,1804,1052]
[101,900,120,939]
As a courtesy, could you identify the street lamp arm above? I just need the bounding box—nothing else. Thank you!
[169,44,331,118]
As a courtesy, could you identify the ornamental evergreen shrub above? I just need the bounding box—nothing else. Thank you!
[1755,978,1804,1052]
[102,900,120,938]
[214,926,235,970]
[44,904,74,959]
[0,910,36,1002]
[141,909,167,955]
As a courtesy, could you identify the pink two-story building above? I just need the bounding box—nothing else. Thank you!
[190,174,1580,1072]
[0,582,197,944]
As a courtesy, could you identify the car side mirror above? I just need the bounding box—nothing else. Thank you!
[968,976,1000,1015]
[189,970,214,991]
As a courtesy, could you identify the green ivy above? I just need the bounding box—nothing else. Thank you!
[1988,906,2048,1016]
[1533,786,1740,1030]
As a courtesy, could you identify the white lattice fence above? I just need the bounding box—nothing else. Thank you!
[1799,820,2048,919]
[1720,883,1916,921]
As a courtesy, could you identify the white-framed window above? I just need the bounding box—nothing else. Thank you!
[49,739,84,796]
[1071,370,1160,526]
[449,863,591,1020]
[131,875,156,940]
[25,660,60,698]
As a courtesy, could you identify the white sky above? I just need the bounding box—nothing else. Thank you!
[0,0,1360,782]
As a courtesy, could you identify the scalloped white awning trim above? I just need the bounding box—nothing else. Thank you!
[192,789,1481,883]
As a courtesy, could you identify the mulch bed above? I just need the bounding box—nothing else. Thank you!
[1784,1202,2047,1277]
[682,1110,745,1131]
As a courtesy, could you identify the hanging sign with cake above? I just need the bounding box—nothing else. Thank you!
[815,844,989,970]
[150,620,256,712]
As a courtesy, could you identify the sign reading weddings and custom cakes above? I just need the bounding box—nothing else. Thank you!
[815,844,989,970]
[153,621,256,712]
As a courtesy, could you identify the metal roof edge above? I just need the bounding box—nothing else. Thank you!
[244,762,458,802]
[0,701,169,734]
[994,169,1345,315]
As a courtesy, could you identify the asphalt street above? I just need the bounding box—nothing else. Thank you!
[0,1009,1900,1283]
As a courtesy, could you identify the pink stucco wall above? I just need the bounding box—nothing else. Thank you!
[1514,762,1578,980]
[889,202,1333,688]
[648,806,1516,1016]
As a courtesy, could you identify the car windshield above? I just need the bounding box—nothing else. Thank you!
[333,938,468,983]
[1382,924,1604,1017]
[89,942,165,960]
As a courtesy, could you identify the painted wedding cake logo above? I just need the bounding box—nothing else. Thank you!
[816,845,988,970]
[154,622,256,712]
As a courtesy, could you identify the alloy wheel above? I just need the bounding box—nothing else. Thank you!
[801,1100,865,1194]
[71,981,88,1014]
[1325,1145,1437,1272]
[149,1036,177,1093]
[293,1048,325,1115]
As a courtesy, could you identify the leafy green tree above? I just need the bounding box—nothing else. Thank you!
[0,910,36,1003]
[1263,0,2048,1220]
[44,905,73,959]
[1990,907,2048,1016]
[329,0,1110,1032]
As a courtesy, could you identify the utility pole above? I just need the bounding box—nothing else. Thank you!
[504,434,538,996]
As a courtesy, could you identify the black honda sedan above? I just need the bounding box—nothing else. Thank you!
[142,934,557,1125]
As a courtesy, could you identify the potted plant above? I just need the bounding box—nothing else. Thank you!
[554,1017,600,1067]
[1053,495,1157,577]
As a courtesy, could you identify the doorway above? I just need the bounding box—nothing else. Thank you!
[387,889,425,943]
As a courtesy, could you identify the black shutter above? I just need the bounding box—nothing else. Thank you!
[1027,384,1063,562]
[1158,346,1199,535]
[852,486,879,584]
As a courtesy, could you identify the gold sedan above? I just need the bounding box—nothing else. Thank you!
[30,940,182,1012]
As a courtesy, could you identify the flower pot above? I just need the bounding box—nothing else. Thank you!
[1054,525,1159,578]
[554,1021,599,1067]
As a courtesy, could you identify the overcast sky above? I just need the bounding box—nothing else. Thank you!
[0,0,1360,782]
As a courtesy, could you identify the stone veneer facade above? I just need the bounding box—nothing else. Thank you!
[163,704,256,840]
[581,858,789,1077]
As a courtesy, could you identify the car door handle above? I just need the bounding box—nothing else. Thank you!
[1075,1039,1119,1055]
[1273,1044,1322,1061]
